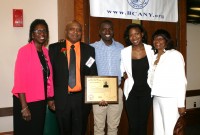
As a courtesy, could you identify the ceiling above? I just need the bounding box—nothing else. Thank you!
[187,0,200,24]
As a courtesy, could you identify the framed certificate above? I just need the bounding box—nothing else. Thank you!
[85,76,118,103]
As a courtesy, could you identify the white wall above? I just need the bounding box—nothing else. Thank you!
[186,23,200,109]
[186,23,200,90]
[0,0,58,132]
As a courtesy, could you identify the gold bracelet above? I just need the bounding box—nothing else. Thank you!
[21,106,28,113]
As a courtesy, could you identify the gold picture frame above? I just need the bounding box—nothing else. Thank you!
[85,76,118,104]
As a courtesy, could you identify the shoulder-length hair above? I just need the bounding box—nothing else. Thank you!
[28,19,49,43]
[124,23,147,46]
[152,29,176,54]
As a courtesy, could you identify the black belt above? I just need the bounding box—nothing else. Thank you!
[67,91,81,95]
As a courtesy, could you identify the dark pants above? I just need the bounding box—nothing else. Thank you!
[125,92,152,135]
[82,104,92,135]
[56,92,91,135]
[13,96,46,135]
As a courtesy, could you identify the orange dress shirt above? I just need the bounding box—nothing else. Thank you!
[66,40,82,92]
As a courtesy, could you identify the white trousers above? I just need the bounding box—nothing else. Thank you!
[93,88,123,135]
[153,96,179,135]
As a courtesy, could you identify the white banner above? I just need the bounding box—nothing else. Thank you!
[89,0,178,22]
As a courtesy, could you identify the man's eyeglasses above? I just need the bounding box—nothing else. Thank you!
[34,29,47,35]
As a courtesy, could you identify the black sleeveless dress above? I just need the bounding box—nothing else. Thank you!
[125,56,152,135]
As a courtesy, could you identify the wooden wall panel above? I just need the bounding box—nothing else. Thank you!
[57,0,74,40]
[74,0,90,43]
[177,0,187,61]
[0,107,13,117]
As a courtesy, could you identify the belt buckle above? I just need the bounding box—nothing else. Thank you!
[68,91,81,95]
[68,92,73,94]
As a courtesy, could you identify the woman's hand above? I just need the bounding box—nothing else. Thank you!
[48,100,56,111]
[21,106,31,121]
[18,93,31,121]
[123,72,128,80]
[178,107,186,116]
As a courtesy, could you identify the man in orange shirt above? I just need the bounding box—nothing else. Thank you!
[49,20,97,135]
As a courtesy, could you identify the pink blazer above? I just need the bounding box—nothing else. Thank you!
[12,41,54,103]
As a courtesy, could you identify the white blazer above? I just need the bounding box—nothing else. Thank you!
[147,49,187,107]
[120,44,154,100]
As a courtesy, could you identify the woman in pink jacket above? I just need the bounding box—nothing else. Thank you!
[12,19,55,135]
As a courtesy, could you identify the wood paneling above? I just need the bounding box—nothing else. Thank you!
[0,132,13,135]
[186,89,200,97]
[0,107,13,117]
[177,0,187,60]
[57,0,74,40]
[74,0,89,43]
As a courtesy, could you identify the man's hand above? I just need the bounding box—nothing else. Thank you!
[99,100,108,106]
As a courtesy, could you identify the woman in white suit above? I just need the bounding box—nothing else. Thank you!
[121,23,154,135]
[148,29,187,135]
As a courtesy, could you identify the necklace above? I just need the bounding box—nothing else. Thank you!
[154,51,165,65]
[38,51,49,79]
[41,62,49,79]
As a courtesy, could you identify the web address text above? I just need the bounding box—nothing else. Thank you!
[107,10,164,19]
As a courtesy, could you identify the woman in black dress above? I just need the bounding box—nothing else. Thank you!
[121,23,154,135]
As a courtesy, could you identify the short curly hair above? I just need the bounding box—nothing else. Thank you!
[152,29,175,54]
